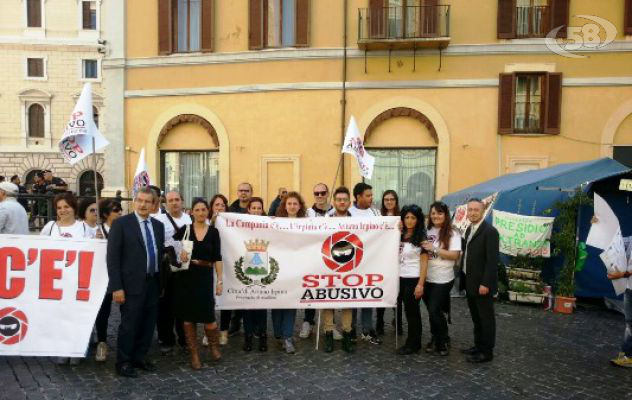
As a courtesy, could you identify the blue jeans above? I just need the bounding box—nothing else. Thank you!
[623,289,632,356]
[352,308,374,334]
[272,309,296,339]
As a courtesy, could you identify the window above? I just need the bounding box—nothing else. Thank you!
[27,0,42,28]
[498,72,562,135]
[26,58,44,78]
[82,59,98,79]
[161,151,219,206]
[82,1,97,30]
[364,149,436,212]
[158,0,213,54]
[28,104,45,138]
[93,106,99,128]
[248,0,309,49]
[626,0,632,36]
[497,0,569,39]
[78,171,103,196]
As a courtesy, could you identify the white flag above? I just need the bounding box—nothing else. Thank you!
[132,148,151,197]
[58,83,109,165]
[342,116,375,179]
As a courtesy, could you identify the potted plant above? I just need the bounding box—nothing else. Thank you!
[506,255,544,281]
[548,189,592,314]
[506,255,546,304]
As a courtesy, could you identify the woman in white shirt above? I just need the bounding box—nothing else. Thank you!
[421,201,462,356]
[40,192,96,365]
[78,198,100,238]
[397,205,429,355]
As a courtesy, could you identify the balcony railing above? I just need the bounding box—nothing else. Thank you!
[516,6,550,38]
[358,5,450,49]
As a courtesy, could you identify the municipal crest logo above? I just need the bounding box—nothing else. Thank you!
[234,239,279,286]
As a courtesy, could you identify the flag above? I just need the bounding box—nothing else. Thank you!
[58,83,109,165]
[342,116,375,179]
[132,148,151,198]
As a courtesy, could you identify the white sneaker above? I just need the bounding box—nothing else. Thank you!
[299,321,312,339]
[202,335,209,346]
[284,338,296,354]
[219,330,228,345]
[95,342,108,362]
[332,328,343,341]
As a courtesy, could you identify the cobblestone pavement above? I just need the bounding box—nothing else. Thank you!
[2,299,632,400]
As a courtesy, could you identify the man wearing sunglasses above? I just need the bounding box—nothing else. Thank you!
[300,183,337,340]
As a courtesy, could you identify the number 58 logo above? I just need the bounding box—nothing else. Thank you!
[546,15,617,58]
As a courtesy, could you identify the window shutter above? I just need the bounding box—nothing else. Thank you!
[497,0,516,39]
[544,72,562,135]
[550,0,569,38]
[625,0,632,35]
[28,105,45,138]
[249,0,263,50]
[200,0,213,52]
[27,0,42,28]
[421,0,438,37]
[295,0,309,47]
[158,0,172,55]
[498,73,515,134]
[369,0,385,39]
[82,1,91,29]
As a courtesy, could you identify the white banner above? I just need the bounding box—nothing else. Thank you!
[215,214,400,309]
[452,193,497,235]
[492,210,554,257]
[0,235,108,357]
[132,147,152,198]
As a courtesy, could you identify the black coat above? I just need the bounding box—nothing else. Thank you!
[462,220,500,295]
[106,213,165,295]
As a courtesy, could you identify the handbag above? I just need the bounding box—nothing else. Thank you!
[172,224,193,272]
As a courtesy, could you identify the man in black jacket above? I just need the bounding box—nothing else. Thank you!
[460,198,499,363]
[107,187,165,377]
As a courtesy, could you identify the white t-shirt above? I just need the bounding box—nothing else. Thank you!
[399,241,422,278]
[41,220,96,239]
[426,227,462,283]
[155,212,192,241]
[348,204,381,217]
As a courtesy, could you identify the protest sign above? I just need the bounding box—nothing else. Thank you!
[492,210,554,257]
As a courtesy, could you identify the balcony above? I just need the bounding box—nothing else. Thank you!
[358,5,450,50]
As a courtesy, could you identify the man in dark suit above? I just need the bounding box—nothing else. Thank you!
[460,198,499,363]
[107,187,165,378]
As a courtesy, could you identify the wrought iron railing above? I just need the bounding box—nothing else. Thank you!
[358,5,450,41]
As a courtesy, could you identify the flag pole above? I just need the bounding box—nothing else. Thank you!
[327,154,344,205]
[92,136,100,222]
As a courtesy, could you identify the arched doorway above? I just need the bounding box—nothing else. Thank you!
[159,114,219,205]
[363,107,438,211]
[25,169,43,191]
[78,171,104,196]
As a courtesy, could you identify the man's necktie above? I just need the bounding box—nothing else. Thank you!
[143,220,157,275]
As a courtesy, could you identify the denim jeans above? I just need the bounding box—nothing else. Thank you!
[352,308,374,334]
[623,289,632,356]
[272,309,296,339]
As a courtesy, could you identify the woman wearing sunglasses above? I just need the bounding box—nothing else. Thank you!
[94,198,123,362]
[78,197,100,238]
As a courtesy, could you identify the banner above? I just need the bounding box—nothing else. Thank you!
[58,83,109,165]
[0,235,108,357]
[452,193,497,235]
[215,214,400,309]
[492,210,554,257]
[342,116,375,179]
[132,147,151,198]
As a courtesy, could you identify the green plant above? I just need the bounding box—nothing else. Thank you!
[509,279,544,293]
[507,255,546,270]
[548,189,592,297]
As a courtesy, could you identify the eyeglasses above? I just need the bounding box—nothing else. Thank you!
[314,191,328,196]
[384,198,396,202]
[238,189,251,193]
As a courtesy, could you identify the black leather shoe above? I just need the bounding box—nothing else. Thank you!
[396,346,419,355]
[460,346,479,355]
[132,359,157,372]
[467,353,493,363]
[116,363,138,378]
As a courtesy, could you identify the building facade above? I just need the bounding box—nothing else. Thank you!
[0,0,109,194]
[112,0,632,208]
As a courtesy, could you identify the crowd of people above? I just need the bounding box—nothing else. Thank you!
[0,177,630,376]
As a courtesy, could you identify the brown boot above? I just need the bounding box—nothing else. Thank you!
[204,326,222,361]
[183,323,201,370]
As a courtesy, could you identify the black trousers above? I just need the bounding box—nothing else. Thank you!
[400,277,422,350]
[117,276,159,366]
[303,308,316,325]
[244,310,268,336]
[220,309,244,331]
[157,277,184,347]
[422,280,454,347]
[466,294,496,356]
[95,292,113,342]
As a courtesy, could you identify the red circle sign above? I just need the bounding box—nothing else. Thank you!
[321,231,364,273]
[0,307,28,345]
